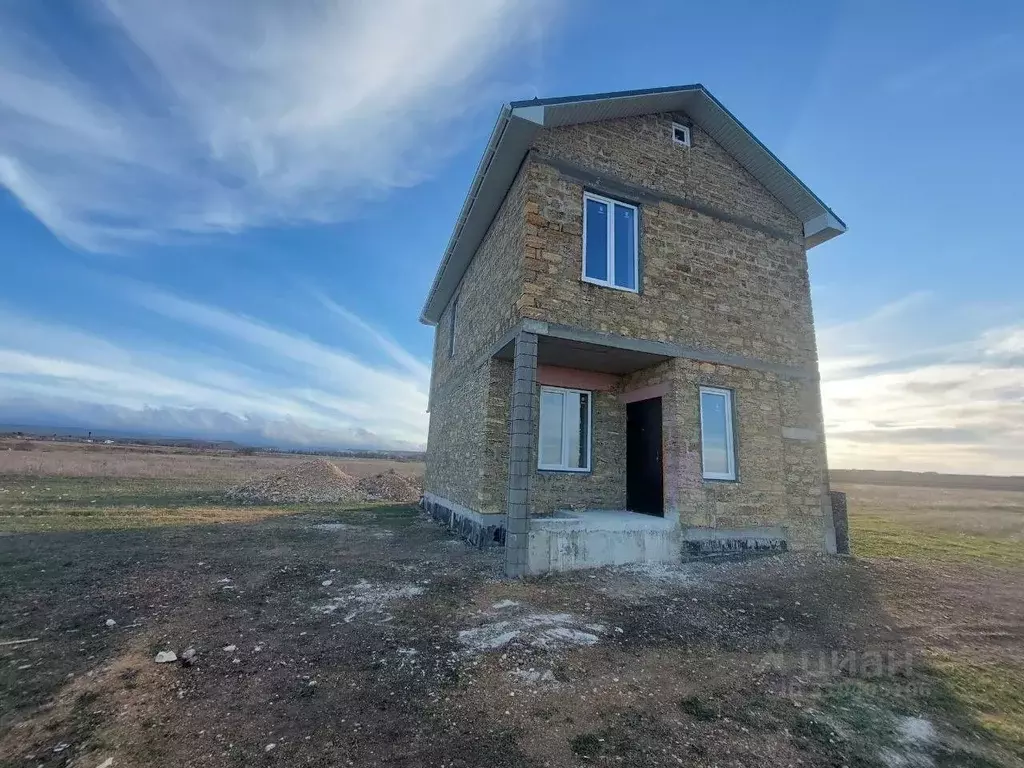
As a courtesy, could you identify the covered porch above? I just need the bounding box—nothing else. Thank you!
[491,320,682,574]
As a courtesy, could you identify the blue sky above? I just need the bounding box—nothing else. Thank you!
[0,1,1022,472]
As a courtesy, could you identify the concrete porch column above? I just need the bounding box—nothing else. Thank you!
[504,330,537,577]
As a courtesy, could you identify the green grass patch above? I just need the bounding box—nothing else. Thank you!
[850,515,1024,567]
[777,675,1017,767]
[930,655,1024,750]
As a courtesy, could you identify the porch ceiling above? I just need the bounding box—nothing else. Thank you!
[494,333,671,375]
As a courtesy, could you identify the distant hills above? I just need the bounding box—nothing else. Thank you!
[0,424,425,460]
[0,423,241,446]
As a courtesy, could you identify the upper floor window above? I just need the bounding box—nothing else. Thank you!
[583,192,638,292]
[447,294,458,358]
[672,122,691,148]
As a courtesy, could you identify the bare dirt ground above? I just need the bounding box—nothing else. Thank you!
[1,449,1022,767]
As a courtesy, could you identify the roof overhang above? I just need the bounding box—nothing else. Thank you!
[420,84,846,325]
[494,332,672,376]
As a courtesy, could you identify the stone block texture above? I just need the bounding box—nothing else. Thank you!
[424,164,527,512]
[505,331,538,576]
[619,358,830,551]
[524,114,816,368]
[424,108,833,554]
[531,389,626,515]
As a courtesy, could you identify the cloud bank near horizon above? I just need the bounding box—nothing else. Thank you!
[818,292,1023,475]
[0,290,430,451]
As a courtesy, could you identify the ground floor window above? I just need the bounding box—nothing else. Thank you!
[699,386,736,480]
[538,386,591,472]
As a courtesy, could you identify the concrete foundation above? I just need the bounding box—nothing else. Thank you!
[830,491,850,555]
[526,510,679,574]
[421,493,505,548]
[681,526,788,556]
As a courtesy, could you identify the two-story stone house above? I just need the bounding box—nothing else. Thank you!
[419,85,846,576]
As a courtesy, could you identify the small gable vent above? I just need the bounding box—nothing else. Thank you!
[672,122,691,148]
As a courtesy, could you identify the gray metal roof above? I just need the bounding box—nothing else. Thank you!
[420,84,846,325]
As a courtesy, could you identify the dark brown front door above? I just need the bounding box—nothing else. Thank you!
[626,397,663,516]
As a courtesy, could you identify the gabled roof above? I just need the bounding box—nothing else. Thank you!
[420,84,846,325]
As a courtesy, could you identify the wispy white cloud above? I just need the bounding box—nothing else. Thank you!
[0,0,552,250]
[133,288,428,422]
[819,294,1024,474]
[0,293,430,449]
[313,290,431,381]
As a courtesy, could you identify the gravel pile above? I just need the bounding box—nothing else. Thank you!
[356,469,421,503]
[227,459,363,504]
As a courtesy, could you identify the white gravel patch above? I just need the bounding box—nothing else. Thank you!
[315,579,426,622]
[622,561,698,584]
[459,611,605,654]
[313,522,391,538]
[490,599,520,611]
[898,716,936,746]
[880,716,938,767]
[314,523,356,532]
[508,667,558,685]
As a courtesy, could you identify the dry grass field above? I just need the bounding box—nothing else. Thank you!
[0,438,423,532]
[838,482,1024,567]
[1,440,1022,767]
[0,438,422,481]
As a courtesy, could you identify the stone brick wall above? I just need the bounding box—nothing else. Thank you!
[530,389,627,516]
[523,113,819,369]
[620,358,829,551]
[479,359,513,515]
[424,358,490,511]
[429,163,527,404]
[474,349,829,547]
[531,112,801,234]
[480,362,628,517]
[426,107,832,553]
[425,164,528,508]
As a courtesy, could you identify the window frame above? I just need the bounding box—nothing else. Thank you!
[671,122,691,148]
[581,191,640,293]
[447,293,458,359]
[698,386,737,481]
[537,385,593,473]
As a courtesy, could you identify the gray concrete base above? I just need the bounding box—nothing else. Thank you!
[421,493,505,548]
[681,526,788,556]
[830,491,850,555]
[527,510,680,574]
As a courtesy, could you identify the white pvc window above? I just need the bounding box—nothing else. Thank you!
[672,122,691,148]
[582,192,638,292]
[538,386,591,472]
[699,386,736,481]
